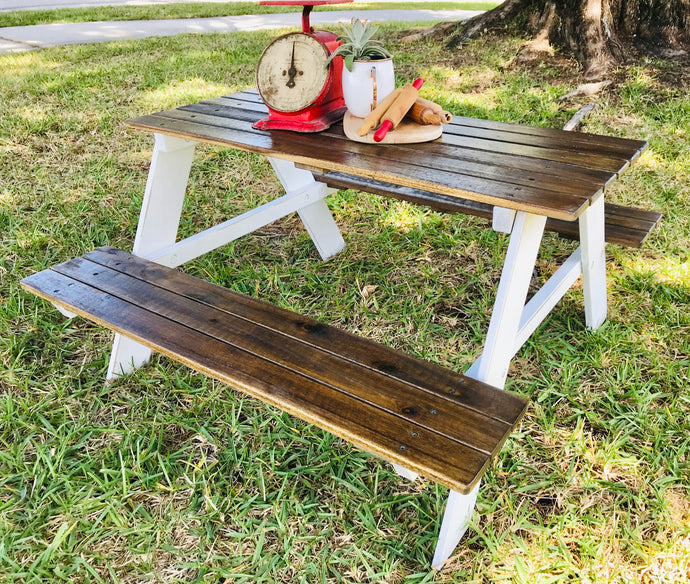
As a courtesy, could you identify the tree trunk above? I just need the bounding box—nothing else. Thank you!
[442,0,690,80]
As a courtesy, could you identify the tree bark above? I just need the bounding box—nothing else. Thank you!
[441,0,690,81]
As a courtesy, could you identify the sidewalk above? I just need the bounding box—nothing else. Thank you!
[0,0,443,9]
[0,6,479,54]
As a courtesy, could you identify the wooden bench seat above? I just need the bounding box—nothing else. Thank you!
[21,246,528,495]
[314,172,662,248]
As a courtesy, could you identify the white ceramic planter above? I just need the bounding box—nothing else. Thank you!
[341,58,395,118]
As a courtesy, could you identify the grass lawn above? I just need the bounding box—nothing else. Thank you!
[1,21,689,584]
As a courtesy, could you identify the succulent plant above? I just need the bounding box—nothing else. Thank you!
[328,18,393,72]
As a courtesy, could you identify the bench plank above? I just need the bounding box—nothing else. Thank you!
[314,172,662,248]
[83,248,522,424]
[21,247,528,495]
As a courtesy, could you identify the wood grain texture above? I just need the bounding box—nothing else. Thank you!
[21,247,528,494]
[132,107,593,219]
[126,90,648,221]
[181,100,611,196]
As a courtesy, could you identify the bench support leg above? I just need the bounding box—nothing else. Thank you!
[466,211,547,388]
[437,212,545,564]
[440,207,602,562]
[268,158,345,260]
[579,196,607,329]
[106,142,348,380]
[492,206,516,234]
[432,483,480,568]
[107,134,196,380]
[391,463,419,481]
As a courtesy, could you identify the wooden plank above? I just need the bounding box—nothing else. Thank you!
[85,247,526,425]
[190,89,650,169]
[314,172,661,248]
[126,89,649,221]
[316,172,495,218]
[51,256,513,455]
[450,115,648,158]
[182,94,640,177]
[230,89,265,104]
[194,95,268,114]
[436,129,633,174]
[21,272,490,494]
[548,203,661,247]
[604,203,663,223]
[236,87,645,159]
[21,250,529,494]
[443,120,647,162]
[162,99,622,187]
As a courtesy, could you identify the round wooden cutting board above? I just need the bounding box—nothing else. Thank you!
[343,111,443,144]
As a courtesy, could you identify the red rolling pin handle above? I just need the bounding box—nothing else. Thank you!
[373,78,424,142]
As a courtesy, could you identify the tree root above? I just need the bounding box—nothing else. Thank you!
[558,81,611,102]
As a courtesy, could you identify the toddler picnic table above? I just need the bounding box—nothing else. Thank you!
[22,90,659,567]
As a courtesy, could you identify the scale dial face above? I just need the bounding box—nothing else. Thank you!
[256,32,331,113]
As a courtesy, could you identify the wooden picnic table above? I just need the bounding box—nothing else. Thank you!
[23,90,655,567]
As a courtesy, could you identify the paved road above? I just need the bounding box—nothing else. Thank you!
[0,7,477,54]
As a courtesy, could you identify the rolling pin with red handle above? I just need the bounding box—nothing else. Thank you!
[357,87,402,136]
[373,78,424,142]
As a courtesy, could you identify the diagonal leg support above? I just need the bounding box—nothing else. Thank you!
[391,462,419,482]
[107,134,196,380]
[106,146,347,380]
[268,157,345,260]
[466,211,547,388]
[434,212,546,567]
[432,483,480,568]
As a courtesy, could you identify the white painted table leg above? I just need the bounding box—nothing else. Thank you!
[391,463,419,482]
[434,213,545,565]
[492,206,516,233]
[432,483,480,568]
[268,157,345,260]
[107,134,196,380]
[297,199,346,260]
[54,304,77,319]
[579,195,607,329]
[466,211,547,388]
[131,135,197,257]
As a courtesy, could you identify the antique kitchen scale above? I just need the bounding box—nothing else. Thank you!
[253,0,352,132]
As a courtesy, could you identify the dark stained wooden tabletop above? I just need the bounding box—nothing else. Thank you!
[127,90,647,222]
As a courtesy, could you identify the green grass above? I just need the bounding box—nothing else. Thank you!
[0,2,500,27]
[1,22,689,583]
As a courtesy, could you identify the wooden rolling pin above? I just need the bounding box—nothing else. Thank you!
[373,78,424,142]
[357,87,402,137]
[406,100,443,125]
[409,97,452,124]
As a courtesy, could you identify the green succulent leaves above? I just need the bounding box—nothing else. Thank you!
[328,18,393,72]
